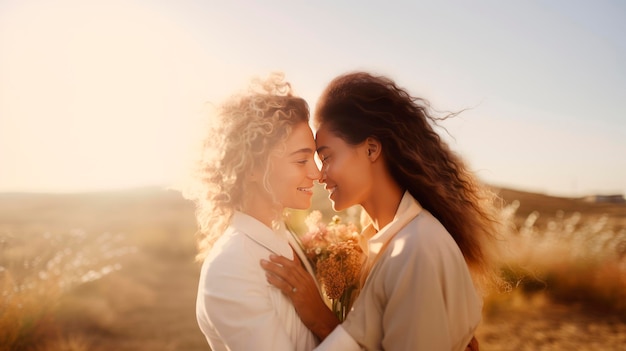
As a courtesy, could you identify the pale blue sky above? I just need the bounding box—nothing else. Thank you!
[1,0,624,196]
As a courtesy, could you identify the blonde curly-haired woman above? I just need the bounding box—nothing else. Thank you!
[185,73,321,351]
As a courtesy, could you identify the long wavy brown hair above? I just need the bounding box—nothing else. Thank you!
[314,71,500,284]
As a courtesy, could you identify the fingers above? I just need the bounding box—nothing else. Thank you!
[265,270,294,295]
[260,256,290,276]
[268,253,297,268]
[260,251,314,299]
[260,257,297,288]
[263,252,309,281]
[290,248,303,267]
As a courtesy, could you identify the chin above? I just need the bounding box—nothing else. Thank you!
[329,190,347,210]
[291,200,312,211]
[330,200,346,212]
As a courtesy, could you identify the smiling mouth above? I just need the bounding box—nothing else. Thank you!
[297,187,313,194]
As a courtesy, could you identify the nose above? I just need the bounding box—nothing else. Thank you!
[318,164,327,184]
[308,161,322,180]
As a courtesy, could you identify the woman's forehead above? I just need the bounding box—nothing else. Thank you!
[275,122,315,156]
[315,126,347,152]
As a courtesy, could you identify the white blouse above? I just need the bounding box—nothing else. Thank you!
[196,211,318,351]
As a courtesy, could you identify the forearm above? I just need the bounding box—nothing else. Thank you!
[261,253,341,340]
[307,305,340,340]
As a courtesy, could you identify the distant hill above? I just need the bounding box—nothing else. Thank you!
[493,186,625,215]
[491,186,626,227]
[0,187,195,233]
[0,185,624,230]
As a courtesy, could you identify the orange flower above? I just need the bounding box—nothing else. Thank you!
[299,211,365,321]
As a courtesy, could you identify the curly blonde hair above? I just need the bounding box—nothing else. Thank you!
[186,73,310,260]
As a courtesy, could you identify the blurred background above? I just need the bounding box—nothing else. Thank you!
[1,0,624,196]
[1,0,625,350]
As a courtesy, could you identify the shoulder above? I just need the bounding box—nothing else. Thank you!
[395,210,452,249]
[383,210,464,268]
[201,227,264,275]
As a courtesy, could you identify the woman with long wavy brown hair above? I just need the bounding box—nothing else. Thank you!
[262,71,498,350]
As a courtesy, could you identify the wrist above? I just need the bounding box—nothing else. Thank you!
[311,309,340,340]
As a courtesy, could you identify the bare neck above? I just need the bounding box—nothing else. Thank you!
[243,192,282,229]
[361,170,404,231]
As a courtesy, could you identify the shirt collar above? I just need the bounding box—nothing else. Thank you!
[232,211,292,257]
[362,191,423,258]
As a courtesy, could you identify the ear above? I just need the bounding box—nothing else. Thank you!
[365,137,382,161]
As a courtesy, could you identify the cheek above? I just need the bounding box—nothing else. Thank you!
[274,167,305,190]
[331,157,357,180]
[338,158,372,193]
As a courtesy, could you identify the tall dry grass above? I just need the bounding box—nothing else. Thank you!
[0,188,197,351]
[491,199,626,313]
[0,228,136,350]
[2,187,625,350]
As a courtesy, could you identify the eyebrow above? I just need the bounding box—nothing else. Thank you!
[289,148,315,156]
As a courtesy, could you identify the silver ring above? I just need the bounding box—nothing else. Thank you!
[291,287,297,293]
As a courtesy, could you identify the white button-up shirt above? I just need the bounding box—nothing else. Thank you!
[196,211,318,351]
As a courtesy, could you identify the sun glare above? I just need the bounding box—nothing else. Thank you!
[0,0,211,192]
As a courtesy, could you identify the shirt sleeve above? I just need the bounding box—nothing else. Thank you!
[200,250,295,351]
[314,325,362,351]
[382,246,453,350]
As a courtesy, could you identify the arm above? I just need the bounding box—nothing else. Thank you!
[261,252,340,340]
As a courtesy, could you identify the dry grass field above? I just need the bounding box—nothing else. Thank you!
[1,186,625,350]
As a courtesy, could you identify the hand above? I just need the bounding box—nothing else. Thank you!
[260,248,339,339]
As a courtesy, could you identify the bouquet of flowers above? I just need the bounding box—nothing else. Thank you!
[299,211,365,321]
